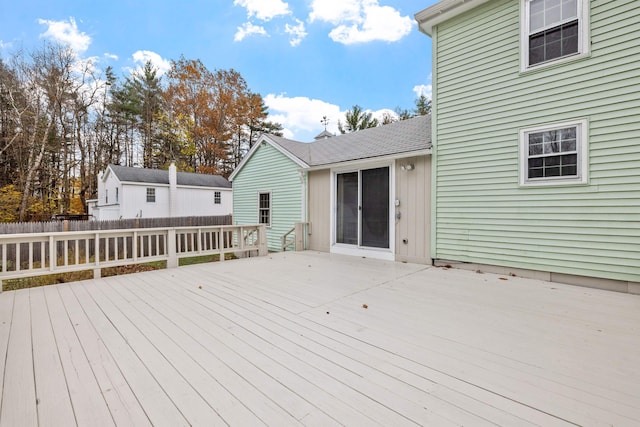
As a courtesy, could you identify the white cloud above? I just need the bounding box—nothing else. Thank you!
[104,53,119,61]
[234,0,290,21]
[309,0,413,44]
[372,108,399,122]
[38,17,91,54]
[309,0,361,24]
[234,22,268,42]
[285,19,307,47]
[264,94,342,140]
[0,40,12,50]
[413,74,433,99]
[413,84,432,100]
[131,50,171,75]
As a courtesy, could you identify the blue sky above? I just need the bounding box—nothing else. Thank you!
[0,0,439,142]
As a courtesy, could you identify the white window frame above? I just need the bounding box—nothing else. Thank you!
[105,189,108,204]
[258,191,271,227]
[115,187,119,203]
[520,119,588,186]
[214,191,221,204]
[146,187,156,203]
[521,0,590,72]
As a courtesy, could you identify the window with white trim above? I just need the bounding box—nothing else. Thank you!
[146,187,156,203]
[520,120,587,185]
[522,0,589,69]
[115,187,119,203]
[214,191,221,204]
[105,189,108,204]
[258,192,271,226]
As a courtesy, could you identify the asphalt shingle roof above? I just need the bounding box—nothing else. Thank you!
[108,165,231,188]
[268,114,431,167]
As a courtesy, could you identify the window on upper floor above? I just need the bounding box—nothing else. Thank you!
[214,191,221,204]
[115,187,119,203]
[258,192,271,227]
[520,119,588,186]
[105,189,108,204]
[146,187,156,203]
[522,0,589,70]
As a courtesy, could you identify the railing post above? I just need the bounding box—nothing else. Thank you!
[295,222,305,251]
[167,228,178,269]
[94,232,101,279]
[258,224,268,256]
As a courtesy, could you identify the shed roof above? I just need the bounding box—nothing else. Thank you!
[271,113,431,167]
[108,165,231,188]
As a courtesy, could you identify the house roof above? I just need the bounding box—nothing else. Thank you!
[229,114,431,181]
[108,165,231,188]
[313,129,335,140]
[415,0,491,36]
[271,113,431,167]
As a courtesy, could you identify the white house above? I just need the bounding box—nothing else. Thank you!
[87,163,232,220]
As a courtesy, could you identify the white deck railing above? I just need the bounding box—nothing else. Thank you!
[0,224,268,290]
[280,222,307,252]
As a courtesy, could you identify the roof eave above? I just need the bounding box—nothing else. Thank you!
[306,148,432,172]
[415,0,491,36]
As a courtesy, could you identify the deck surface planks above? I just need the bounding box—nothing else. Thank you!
[0,251,638,426]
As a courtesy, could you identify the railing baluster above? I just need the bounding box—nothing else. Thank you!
[16,243,21,272]
[40,241,45,270]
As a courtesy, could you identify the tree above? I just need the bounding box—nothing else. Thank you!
[125,61,164,168]
[414,94,432,116]
[338,105,379,134]
[165,57,282,177]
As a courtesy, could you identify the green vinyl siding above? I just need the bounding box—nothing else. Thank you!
[232,143,304,252]
[433,0,640,282]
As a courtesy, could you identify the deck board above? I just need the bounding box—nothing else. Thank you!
[55,284,152,427]
[0,290,37,427]
[30,287,77,427]
[0,252,639,426]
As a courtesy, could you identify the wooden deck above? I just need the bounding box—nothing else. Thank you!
[0,251,638,426]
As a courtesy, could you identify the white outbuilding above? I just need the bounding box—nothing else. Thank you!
[87,163,232,220]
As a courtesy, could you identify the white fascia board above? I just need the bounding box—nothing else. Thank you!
[415,0,491,36]
[306,148,431,172]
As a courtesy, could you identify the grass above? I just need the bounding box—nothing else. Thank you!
[2,253,237,291]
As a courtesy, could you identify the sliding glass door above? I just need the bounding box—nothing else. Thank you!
[336,172,358,245]
[335,167,389,249]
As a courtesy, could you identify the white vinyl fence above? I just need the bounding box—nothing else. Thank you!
[0,224,267,290]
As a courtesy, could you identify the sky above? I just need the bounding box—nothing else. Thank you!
[0,0,439,142]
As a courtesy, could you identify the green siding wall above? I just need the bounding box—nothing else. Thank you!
[233,143,304,252]
[433,0,640,282]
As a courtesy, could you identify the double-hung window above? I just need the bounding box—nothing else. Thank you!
[520,120,587,186]
[214,191,221,204]
[258,192,271,227]
[146,187,156,203]
[523,0,589,70]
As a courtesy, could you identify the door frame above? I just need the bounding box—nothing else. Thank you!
[329,161,395,260]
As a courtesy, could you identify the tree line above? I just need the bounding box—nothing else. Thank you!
[337,95,432,134]
[0,42,282,221]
